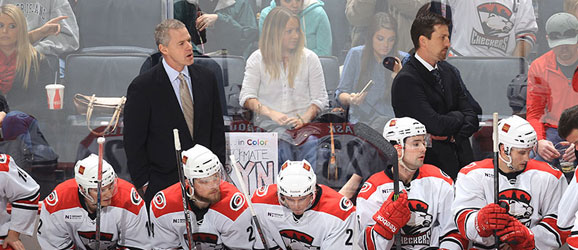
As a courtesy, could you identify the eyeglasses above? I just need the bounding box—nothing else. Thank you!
[548,29,578,40]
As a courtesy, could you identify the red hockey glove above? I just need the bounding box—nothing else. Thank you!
[372,191,411,240]
[496,218,535,250]
[475,203,510,237]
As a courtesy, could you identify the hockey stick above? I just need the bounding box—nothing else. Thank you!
[328,123,338,180]
[229,154,272,250]
[353,122,401,250]
[492,113,500,246]
[95,137,105,249]
[173,129,195,250]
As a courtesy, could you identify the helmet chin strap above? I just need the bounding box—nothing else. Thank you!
[498,149,514,170]
[399,149,418,173]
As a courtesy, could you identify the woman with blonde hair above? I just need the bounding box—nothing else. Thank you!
[0,4,54,114]
[240,6,328,166]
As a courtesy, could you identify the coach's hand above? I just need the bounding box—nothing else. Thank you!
[372,191,410,240]
[476,203,510,237]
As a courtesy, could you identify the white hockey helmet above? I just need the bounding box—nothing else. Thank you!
[498,115,537,154]
[74,154,117,203]
[182,144,222,180]
[277,160,317,198]
[383,117,427,147]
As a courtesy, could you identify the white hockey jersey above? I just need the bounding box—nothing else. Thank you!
[453,158,568,249]
[250,184,356,250]
[0,154,39,241]
[448,0,537,56]
[37,178,149,250]
[356,164,467,250]
[558,170,578,249]
[149,181,254,250]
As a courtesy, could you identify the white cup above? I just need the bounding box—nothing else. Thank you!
[45,84,64,110]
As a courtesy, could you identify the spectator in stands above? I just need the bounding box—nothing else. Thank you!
[527,13,578,166]
[174,0,207,55]
[391,4,479,179]
[1,0,79,57]
[345,0,387,47]
[196,0,259,58]
[447,0,538,58]
[259,0,333,56]
[240,7,328,167]
[0,4,56,115]
[336,12,407,131]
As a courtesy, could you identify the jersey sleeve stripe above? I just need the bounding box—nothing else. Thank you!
[11,203,39,210]
[568,234,578,249]
[441,230,468,250]
[455,208,476,236]
[538,217,566,247]
[363,227,376,250]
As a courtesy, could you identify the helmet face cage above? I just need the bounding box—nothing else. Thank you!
[383,117,427,148]
[498,116,537,155]
[74,154,118,203]
[277,160,317,209]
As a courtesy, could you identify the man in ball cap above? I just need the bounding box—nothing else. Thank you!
[527,12,578,167]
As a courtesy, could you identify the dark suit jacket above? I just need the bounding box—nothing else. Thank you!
[391,56,479,179]
[124,62,225,203]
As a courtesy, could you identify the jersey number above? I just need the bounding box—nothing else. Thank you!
[345,229,353,245]
[247,226,255,242]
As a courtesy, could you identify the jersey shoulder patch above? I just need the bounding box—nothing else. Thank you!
[312,185,355,221]
[151,183,185,218]
[251,184,280,206]
[459,159,493,175]
[0,154,12,172]
[525,159,563,179]
[417,164,453,185]
[43,179,82,214]
[357,171,390,200]
[210,181,248,221]
[109,179,143,215]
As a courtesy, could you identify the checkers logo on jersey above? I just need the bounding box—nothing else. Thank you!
[359,182,372,193]
[153,192,166,210]
[255,185,269,197]
[45,190,58,206]
[499,188,533,222]
[230,192,245,211]
[280,229,316,246]
[339,197,353,211]
[131,187,142,205]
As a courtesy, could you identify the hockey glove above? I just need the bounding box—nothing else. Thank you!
[496,218,535,250]
[372,191,411,240]
[475,203,510,237]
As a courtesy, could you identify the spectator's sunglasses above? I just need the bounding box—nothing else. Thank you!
[548,29,578,40]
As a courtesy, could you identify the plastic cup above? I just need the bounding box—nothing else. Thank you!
[45,84,64,110]
[555,143,575,173]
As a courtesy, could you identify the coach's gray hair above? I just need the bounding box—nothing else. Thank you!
[155,19,186,46]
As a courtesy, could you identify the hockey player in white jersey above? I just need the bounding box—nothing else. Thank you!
[149,144,254,249]
[38,154,149,250]
[453,115,568,249]
[0,154,39,250]
[356,117,468,250]
[251,159,356,250]
[560,169,578,249]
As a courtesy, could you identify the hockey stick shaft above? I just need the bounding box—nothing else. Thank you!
[95,137,105,249]
[229,154,271,250]
[492,113,500,246]
[173,129,195,250]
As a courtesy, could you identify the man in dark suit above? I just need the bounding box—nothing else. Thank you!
[391,7,479,179]
[124,19,225,203]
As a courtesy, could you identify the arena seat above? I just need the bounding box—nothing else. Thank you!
[73,0,171,50]
[319,56,341,108]
[446,56,528,117]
